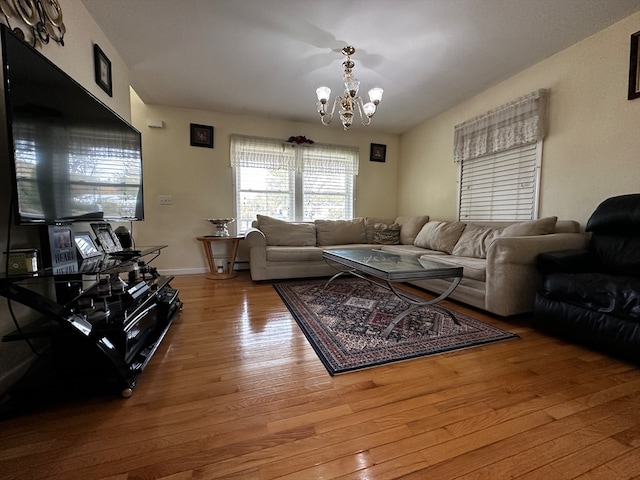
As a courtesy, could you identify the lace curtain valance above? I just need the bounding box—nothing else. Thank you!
[453,89,549,163]
[230,134,359,175]
[230,135,296,170]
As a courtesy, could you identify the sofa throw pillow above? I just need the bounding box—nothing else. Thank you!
[395,215,429,245]
[414,221,467,254]
[256,215,316,246]
[451,223,496,258]
[484,216,558,251]
[315,218,366,246]
[372,223,401,245]
[364,217,396,243]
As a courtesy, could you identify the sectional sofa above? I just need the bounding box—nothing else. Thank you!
[245,214,588,316]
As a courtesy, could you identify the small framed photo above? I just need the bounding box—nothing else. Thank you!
[370,143,387,162]
[190,123,214,148]
[74,232,102,259]
[46,223,78,269]
[93,44,112,97]
[90,222,123,253]
[628,30,640,100]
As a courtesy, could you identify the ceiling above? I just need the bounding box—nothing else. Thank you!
[80,0,640,134]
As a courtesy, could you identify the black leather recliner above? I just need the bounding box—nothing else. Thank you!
[533,193,640,363]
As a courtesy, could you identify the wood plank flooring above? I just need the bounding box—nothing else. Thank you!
[1,272,640,479]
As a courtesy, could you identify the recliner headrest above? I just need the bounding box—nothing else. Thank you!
[586,193,640,233]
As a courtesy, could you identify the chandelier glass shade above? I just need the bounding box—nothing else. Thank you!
[316,46,383,130]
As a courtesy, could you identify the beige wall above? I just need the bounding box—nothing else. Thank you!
[399,11,640,227]
[129,97,399,274]
[39,0,134,120]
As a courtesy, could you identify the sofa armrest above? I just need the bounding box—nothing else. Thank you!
[245,227,267,280]
[483,233,590,316]
[488,233,591,265]
[245,227,266,248]
[536,249,599,275]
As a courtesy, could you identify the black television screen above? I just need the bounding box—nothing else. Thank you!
[1,26,144,225]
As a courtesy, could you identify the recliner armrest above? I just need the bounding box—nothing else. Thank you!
[536,249,600,275]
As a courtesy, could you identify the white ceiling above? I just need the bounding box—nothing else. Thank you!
[81,0,640,134]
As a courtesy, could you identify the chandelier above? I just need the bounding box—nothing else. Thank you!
[315,46,383,130]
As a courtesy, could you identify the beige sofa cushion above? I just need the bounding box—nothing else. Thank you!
[379,244,447,257]
[315,218,366,246]
[414,221,466,254]
[395,215,429,245]
[500,216,558,236]
[266,246,323,262]
[452,216,559,258]
[256,215,316,246]
[420,254,487,282]
[452,223,496,258]
[484,216,558,250]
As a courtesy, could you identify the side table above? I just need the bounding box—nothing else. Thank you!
[196,236,243,280]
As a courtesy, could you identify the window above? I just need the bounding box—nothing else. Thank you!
[458,142,541,221]
[454,89,548,222]
[231,135,358,233]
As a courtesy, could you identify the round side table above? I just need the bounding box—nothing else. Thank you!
[196,235,243,280]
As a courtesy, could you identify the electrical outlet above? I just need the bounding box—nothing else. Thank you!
[159,195,173,205]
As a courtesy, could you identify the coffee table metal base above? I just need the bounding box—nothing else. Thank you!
[323,268,462,338]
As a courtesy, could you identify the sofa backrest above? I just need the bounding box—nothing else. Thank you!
[465,219,579,233]
[586,194,640,276]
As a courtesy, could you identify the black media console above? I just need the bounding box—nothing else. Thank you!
[0,246,182,398]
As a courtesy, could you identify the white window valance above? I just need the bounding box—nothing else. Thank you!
[453,89,549,163]
[230,135,296,170]
[230,134,359,175]
[299,143,359,176]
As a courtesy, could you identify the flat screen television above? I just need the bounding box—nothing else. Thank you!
[0,25,144,225]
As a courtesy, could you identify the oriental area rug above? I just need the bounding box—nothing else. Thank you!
[274,278,518,375]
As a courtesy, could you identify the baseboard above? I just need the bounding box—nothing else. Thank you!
[161,261,250,277]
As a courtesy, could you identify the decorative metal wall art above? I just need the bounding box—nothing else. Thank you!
[0,0,66,47]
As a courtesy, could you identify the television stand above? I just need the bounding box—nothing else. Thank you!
[0,246,182,399]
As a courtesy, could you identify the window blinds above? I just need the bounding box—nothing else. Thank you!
[458,143,539,221]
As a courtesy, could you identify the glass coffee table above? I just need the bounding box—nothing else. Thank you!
[322,249,463,338]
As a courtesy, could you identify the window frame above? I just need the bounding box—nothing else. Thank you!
[231,136,358,233]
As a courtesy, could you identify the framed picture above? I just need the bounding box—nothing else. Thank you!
[46,223,78,270]
[629,30,640,100]
[370,143,387,162]
[74,232,102,259]
[190,123,214,148]
[90,222,123,253]
[93,44,112,97]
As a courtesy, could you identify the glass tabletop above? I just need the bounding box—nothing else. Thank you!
[322,249,462,282]
[1,246,167,280]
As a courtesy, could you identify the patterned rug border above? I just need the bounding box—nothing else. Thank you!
[274,277,519,375]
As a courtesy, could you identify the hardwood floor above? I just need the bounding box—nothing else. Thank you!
[2,272,640,479]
